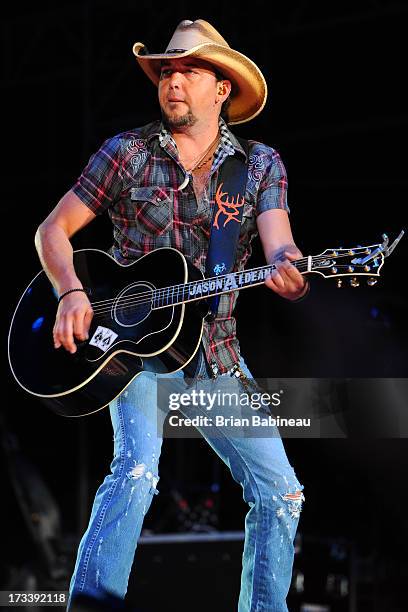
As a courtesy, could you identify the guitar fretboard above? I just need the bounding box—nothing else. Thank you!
[151,259,310,309]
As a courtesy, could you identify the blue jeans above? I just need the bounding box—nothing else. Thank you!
[67,347,304,611]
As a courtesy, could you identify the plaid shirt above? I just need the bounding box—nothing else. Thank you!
[72,118,289,375]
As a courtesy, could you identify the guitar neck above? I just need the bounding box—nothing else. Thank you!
[152,258,311,309]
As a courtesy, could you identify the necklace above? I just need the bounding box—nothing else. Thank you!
[182,132,220,173]
[192,152,214,171]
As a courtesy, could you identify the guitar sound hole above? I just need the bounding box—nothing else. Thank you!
[113,282,153,327]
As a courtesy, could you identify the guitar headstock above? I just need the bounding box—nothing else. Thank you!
[310,231,404,287]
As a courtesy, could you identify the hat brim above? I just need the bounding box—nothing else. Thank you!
[132,42,267,125]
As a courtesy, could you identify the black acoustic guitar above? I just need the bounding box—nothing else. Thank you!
[8,233,403,417]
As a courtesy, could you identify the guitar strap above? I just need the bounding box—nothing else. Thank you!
[122,132,249,322]
[205,136,250,320]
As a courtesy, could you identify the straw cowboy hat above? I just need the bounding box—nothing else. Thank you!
[132,19,267,125]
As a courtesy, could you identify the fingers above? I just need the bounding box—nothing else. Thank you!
[265,251,306,298]
[53,295,93,353]
[84,308,94,336]
[73,307,91,342]
[53,316,73,351]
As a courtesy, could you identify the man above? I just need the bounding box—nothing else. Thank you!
[35,19,306,612]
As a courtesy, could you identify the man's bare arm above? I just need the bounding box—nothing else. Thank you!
[257,208,308,301]
[35,189,96,293]
[35,190,96,353]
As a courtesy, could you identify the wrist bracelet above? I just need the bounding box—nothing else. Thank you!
[58,288,87,304]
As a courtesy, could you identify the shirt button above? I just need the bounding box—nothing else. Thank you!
[156,197,162,202]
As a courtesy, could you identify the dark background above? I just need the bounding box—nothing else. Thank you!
[2,1,408,610]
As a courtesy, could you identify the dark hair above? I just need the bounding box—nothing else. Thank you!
[214,69,233,122]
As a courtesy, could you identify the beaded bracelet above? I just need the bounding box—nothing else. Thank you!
[58,288,87,304]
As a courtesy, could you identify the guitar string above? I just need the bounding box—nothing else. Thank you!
[90,266,372,320]
[90,261,308,314]
[88,257,377,315]
[87,251,375,314]
[88,262,376,318]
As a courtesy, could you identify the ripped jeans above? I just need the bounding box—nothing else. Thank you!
[67,347,304,611]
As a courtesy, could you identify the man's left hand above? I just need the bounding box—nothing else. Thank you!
[265,249,308,301]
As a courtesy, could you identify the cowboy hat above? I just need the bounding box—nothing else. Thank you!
[132,19,267,125]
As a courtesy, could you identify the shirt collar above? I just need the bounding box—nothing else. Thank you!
[146,117,247,160]
[218,117,247,159]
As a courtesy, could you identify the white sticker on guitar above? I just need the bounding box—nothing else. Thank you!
[89,326,118,352]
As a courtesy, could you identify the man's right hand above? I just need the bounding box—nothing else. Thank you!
[53,292,94,354]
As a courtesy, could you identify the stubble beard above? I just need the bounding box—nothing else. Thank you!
[161,107,197,129]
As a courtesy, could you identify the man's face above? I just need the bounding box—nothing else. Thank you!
[158,57,225,128]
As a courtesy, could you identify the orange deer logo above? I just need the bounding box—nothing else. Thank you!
[213,183,244,229]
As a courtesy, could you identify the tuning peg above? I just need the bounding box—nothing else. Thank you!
[367,277,378,286]
[337,279,343,288]
[350,277,360,287]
